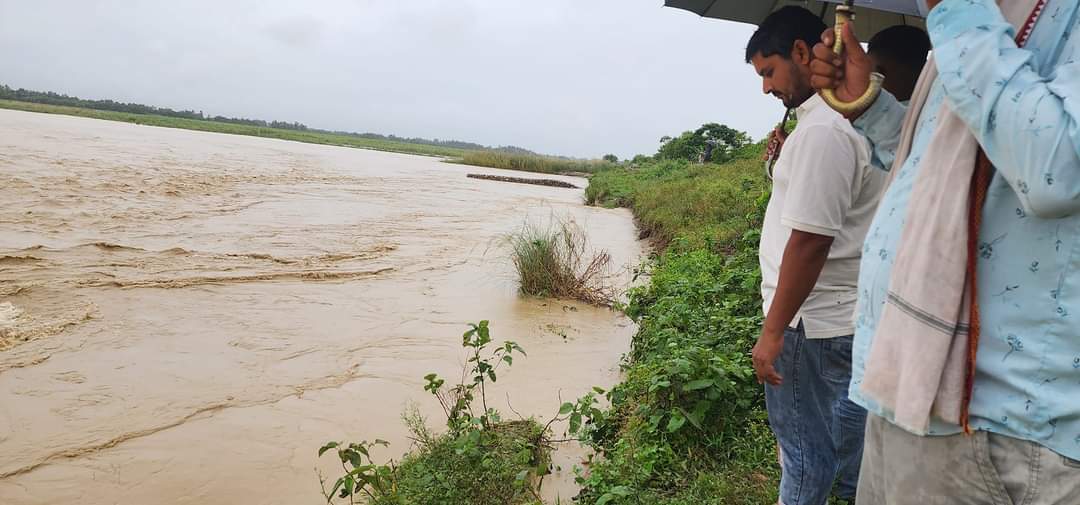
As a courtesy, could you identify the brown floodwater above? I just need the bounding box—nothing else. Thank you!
[0,109,645,504]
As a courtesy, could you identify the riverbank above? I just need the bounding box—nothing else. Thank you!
[575,151,780,504]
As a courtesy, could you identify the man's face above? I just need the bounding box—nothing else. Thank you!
[750,43,813,109]
[869,51,917,102]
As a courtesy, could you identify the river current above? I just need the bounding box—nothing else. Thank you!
[0,109,644,504]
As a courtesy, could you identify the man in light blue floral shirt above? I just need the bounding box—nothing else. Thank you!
[810,0,1080,502]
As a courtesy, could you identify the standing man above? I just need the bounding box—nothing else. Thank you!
[765,25,931,166]
[867,25,932,103]
[810,0,1080,502]
[746,7,887,505]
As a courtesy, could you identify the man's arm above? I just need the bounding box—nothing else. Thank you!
[929,0,1080,218]
[851,91,908,172]
[753,230,834,385]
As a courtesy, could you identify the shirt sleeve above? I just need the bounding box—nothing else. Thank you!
[852,90,908,173]
[929,0,1080,218]
[780,124,860,237]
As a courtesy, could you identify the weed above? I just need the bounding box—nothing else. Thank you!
[505,219,617,306]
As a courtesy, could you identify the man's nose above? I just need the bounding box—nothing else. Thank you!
[762,78,773,95]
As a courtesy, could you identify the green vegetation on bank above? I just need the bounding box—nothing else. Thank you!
[586,144,766,248]
[571,143,779,504]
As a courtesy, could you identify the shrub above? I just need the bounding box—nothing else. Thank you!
[505,219,616,306]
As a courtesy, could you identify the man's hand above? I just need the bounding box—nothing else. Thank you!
[762,126,789,161]
[809,22,874,118]
[752,327,785,385]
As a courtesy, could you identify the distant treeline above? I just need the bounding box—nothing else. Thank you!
[0,84,538,155]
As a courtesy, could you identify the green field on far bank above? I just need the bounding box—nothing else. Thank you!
[0,98,610,175]
[0,99,473,158]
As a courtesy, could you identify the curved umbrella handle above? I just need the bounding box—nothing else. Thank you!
[820,3,884,115]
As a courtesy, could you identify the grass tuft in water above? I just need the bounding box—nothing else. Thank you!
[505,219,615,306]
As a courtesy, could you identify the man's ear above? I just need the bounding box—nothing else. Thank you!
[791,40,811,65]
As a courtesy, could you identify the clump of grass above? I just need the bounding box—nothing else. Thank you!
[449,151,613,175]
[505,220,616,306]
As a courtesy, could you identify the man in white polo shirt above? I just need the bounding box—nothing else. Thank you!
[745,7,887,505]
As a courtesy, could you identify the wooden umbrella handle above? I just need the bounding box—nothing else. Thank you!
[820,3,884,115]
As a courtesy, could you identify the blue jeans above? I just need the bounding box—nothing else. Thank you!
[764,322,867,504]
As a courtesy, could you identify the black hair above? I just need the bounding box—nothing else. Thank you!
[745,6,828,64]
[868,25,931,69]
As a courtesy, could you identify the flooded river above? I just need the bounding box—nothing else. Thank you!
[0,109,644,504]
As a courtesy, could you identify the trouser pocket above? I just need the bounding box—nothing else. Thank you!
[820,336,854,382]
[1064,455,1080,469]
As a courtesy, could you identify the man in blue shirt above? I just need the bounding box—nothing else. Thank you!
[809,0,1080,502]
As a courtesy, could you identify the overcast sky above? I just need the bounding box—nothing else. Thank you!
[0,0,783,159]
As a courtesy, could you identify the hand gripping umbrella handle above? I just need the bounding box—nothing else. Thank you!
[819,3,884,115]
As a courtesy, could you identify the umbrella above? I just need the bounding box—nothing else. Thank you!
[663,0,925,40]
[664,0,925,174]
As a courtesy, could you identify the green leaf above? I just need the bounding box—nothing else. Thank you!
[683,378,714,391]
[666,412,686,432]
[596,485,633,505]
[569,412,582,433]
[318,441,339,457]
[559,402,574,415]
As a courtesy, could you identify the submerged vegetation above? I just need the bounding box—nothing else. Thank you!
[448,151,614,175]
[505,219,617,306]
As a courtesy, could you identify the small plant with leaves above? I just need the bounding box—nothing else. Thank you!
[424,320,526,438]
[318,321,556,505]
[317,439,396,504]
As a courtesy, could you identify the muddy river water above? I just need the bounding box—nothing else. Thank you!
[0,109,645,504]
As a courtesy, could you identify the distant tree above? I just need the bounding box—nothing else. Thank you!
[602,154,619,163]
[656,123,750,163]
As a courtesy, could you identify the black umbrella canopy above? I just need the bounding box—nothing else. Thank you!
[663,0,926,41]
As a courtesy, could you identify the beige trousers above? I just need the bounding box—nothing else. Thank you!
[857,414,1080,504]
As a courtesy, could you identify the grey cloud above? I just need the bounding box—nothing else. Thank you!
[0,0,784,159]
[265,15,326,48]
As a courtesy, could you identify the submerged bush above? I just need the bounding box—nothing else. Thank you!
[505,219,616,306]
[448,151,612,174]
